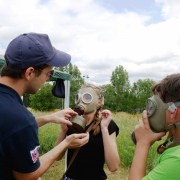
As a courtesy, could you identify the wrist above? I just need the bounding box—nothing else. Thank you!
[136,141,151,149]
[60,128,68,134]
[101,126,108,132]
[41,114,51,123]
[58,139,69,150]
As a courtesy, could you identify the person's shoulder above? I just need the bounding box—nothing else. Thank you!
[1,103,37,130]
[108,120,119,136]
[109,119,118,127]
[164,145,180,156]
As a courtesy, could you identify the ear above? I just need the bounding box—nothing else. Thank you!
[170,107,178,118]
[24,67,34,80]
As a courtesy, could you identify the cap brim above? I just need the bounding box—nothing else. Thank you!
[46,47,71,67]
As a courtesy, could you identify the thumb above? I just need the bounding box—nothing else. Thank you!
[142,110,150,127]
[156,131,166,139]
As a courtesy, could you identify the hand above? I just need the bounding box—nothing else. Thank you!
[47,108,78,126]
[60,122,69,132]
[101,109,112,129]
[135,110,166,146]
[64,133,89,149]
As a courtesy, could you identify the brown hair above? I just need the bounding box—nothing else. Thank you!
[151,73,180,154]
[151,73,180,103]
[1,64,49,79]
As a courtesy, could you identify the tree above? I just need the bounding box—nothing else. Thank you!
[55,62,85,109]
[101,84,116,111]
[23,93,30,107]
[128,79,155,113]
[30,83,60,111]
[110,65,131,112]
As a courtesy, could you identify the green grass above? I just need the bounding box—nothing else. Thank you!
[30,109,165,180]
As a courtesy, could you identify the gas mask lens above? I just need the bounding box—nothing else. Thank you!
[75,93,93,104]
[146,98,157,117]
[82,93,92,103]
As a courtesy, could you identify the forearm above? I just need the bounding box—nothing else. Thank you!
[55,129,68,160]
[101,127,120,172]
[39,140,68,171]
[36,115,52,127]
[128,143,150,180]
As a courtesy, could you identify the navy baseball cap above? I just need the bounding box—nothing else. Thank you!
[5,32,71,69]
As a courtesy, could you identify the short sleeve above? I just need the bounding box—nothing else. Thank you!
[142,147,180,180]
[108,120,119,136]
[3,125,40,173]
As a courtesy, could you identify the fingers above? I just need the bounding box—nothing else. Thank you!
[142,110,148,119]
[135,111,166,144]
[141,110,150,128]
[156,131,166,139]
[61,120,72,126]
[74,133,89,138]
[65,114,72,120]
[64,108,78,116]
[67,133,89,148]
[101,109,111,114]
[101,109,111,118]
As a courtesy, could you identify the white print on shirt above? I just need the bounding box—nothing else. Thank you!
[30,146,40,163]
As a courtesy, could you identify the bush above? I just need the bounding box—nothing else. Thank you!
[30,83,62,111]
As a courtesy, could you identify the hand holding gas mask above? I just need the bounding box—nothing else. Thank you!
[131,95,180,144]
[68,84,104,133]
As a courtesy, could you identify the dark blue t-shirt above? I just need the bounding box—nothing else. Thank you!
[0,83,40,179]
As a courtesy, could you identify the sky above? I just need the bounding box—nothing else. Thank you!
[0,0,180,86]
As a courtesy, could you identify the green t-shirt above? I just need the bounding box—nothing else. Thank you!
[142,145,180,180]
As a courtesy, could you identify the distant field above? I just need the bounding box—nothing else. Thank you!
[30,109,165,180]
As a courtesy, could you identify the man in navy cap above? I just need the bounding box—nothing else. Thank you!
[0,33,89,180]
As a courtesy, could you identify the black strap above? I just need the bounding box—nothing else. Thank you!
[60,122,95,180]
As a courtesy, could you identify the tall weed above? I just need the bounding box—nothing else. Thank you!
[113,112,165,171]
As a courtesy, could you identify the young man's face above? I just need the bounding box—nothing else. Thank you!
[25,66,53,94]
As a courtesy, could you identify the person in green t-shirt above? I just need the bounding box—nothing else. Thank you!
[129,73,180,180]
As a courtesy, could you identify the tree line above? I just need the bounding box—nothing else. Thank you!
[23,63,155,113]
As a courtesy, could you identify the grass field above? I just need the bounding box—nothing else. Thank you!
[41,160,129,180]
[30,109,165,180]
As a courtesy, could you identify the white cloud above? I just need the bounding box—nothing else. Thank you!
[155,0,180,19]
[0,0,180,86]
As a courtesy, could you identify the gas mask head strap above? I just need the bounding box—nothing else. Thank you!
[157,101,180,154]
[168,102,180,112]
[168,102,180,128]
[81,84,103,98]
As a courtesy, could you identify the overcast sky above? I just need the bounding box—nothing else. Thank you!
[0,0,180,86]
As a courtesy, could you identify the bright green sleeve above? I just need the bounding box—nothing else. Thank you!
[142,146,180,180]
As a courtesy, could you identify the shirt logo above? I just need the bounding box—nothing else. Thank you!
[30,146,40,163]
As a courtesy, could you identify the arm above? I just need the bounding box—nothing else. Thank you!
[12,133,89,180]
[128,141,150,180]
[36,108,77,160]
[36,108,77,127]
[101,110,120,172]
[128,111,166,180]
[54,123,68,160]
